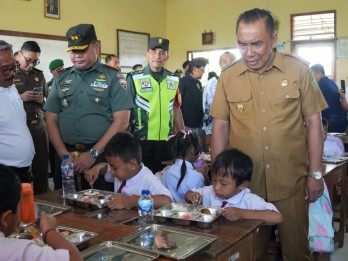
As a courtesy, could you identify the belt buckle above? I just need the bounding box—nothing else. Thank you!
[75,144,85,150]
[71,151,80,158]
[31,120,38,125]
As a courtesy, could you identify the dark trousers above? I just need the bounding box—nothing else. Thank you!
[54,144,113,192]
[27,119,49,195]
[9,166,31,183]
[138,140,171,173]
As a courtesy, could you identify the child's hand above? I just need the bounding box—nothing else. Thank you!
[84,163,103,186]
[39,212,57,233]
[185,190,202,204]
[106,194,133,209]
[222,207,242,221]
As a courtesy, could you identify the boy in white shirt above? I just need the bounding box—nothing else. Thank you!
[0,164,81,261]
[85,132,172,209]
[185,149,282,224]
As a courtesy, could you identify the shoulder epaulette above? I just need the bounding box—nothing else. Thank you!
[131,69,144,76]
[33,68,43,73]
[221,58,239,72]
[165,69,176,77]
[102,63,120,72]
[283,53,310,66]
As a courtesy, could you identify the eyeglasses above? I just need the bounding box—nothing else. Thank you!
[20,51,40,66]
[0,62,18,76]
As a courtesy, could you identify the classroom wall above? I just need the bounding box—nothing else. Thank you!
[166,0,348,82]
[0,0,347,81]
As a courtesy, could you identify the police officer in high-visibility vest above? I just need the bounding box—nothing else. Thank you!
[127,37,184,173]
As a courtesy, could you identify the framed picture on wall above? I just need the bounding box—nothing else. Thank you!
[117,29,150,68]
[45,0,60,19]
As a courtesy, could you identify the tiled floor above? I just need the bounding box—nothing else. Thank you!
[332,233,348,261]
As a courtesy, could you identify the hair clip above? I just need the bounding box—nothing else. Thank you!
[166,134,176,141]
[181,129,192,139]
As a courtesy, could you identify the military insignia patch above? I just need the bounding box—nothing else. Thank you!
[119,79,127,89]
[141,79,151,88]
[280,79,288,87]
[167,80,175,90]
[99,74,106,79]
[117,73,124,78]
[311,76,319,89]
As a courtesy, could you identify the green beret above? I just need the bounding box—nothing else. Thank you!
[49,59,64,71]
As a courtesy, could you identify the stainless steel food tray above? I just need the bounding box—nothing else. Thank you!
[81,241,159,261]
[34,200,71,218]
[62,189,114,209]
[154,203,222,228]
[57,226,98,250]
[117,224,216,260]
[322,156,348,164]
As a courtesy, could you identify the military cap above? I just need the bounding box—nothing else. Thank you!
[190,57,209,67]
[149,37,169,52]
[66,24,97,51]
[49,59,64,71]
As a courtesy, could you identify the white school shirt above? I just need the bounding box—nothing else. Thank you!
[202,76,218,135]
[0,232,68,261]
[192,186,279,212]
[163,159,205,203]
[104,163,173,199]
[0,85,35,167]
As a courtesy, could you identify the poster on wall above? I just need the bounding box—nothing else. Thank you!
[117,29,150,68]
[337,38,348,58]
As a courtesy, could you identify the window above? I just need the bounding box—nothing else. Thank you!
[187,48,241,86]
[291,11,336,79]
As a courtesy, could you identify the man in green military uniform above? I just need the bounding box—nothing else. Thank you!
[44,24,133,191]
[14,41,48,195]
[127,37,184,173]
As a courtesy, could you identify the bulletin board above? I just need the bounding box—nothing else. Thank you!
[337,38,348,58]
[117,29,150,68]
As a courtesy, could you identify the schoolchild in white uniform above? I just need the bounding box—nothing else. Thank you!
[185,149,283,224]
[85,132,172,209]
[322,118,345,157]
[0,164,82,261]
[163,130,209,202]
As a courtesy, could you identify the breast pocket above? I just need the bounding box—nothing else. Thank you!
[58,86,75,108]
[273,88,300,110]
[226,89,252,119]
[87,87,110,108]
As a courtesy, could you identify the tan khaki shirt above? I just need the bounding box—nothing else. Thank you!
[210,51,327,201]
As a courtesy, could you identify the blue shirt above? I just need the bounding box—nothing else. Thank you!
[163,159,205,202]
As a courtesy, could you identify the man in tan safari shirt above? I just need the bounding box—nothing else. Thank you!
[210,8,327,261]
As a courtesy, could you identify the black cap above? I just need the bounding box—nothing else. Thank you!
[149,37,169,52]
[190,57,209,67]
[66,24,97,51]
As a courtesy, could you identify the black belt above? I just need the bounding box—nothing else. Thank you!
[65,143,95,152]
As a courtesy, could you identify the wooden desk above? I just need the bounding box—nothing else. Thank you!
[35,191,263,261]
[323,161,347,248]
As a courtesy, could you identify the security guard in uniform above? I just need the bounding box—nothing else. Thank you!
[14,40,48,195]
[127,37,184,173]
[44,24,133,191]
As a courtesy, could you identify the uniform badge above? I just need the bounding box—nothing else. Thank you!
[167,80,175,90]
[35,77,39,82]
[117,73,124,78]
[119,79,127,89]
[99,74,106,79]
[310,75,319,89]
[141,79,151,88]
[236,104,244,112]
[95,97,100,103]
[280,79,288,87]
[62,98,68,108]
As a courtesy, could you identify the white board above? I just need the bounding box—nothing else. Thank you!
[0,34,73,82]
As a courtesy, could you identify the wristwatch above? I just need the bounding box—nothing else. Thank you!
[89,147,100,159]
[309,170,323,180]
